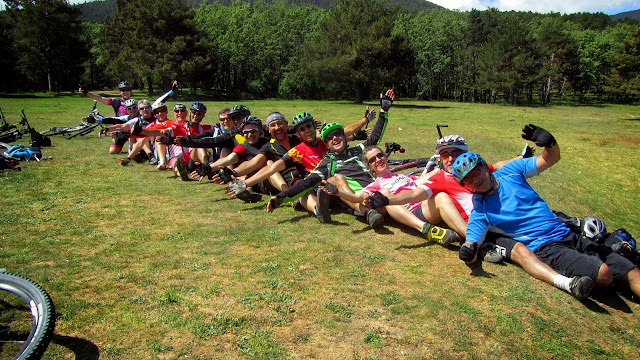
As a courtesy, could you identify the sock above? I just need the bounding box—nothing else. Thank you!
[421,223,433,234]
[553,274,572,293]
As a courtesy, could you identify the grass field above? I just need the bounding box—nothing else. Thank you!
[1,92,640,359]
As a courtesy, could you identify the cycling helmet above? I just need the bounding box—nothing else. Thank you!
[118,81,132,91]
[190,101,207,113]
[124,99,137,108]
[436,135,468,154]
[292,112,315,130]
[452,152,486,184]
[152,102,167,113]
[266,112,286,125]
[174,103,186,111]
[320,122,344,142]
[582,216,607,242]
[229,104,250,119]
[240,116,262,130]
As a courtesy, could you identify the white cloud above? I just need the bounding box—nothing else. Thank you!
[429,0,640,14]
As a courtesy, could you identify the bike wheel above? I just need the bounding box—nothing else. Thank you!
[0,272,55,360]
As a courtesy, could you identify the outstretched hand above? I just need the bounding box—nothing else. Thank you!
[267,197,283,213]
[380,89,395,112]
[318,180,338,196]
[364,106,376,123]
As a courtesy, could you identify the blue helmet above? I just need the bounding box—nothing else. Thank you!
[452,152,486,184]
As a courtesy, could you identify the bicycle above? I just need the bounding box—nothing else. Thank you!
[0,109,51,148]
[41,102,106,139]
[0,269,56,360]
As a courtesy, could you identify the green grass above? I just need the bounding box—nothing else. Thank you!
[1,92,640,359]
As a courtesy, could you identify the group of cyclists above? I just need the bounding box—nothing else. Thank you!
[80,81,640,302]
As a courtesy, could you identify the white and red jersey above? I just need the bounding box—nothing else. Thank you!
[170,122,212,162]
[421,165,494,222]
[363,172,432,211]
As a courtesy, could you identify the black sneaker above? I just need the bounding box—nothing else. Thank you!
[315,187,331,223]
[478,242,505,263]
[365,209,384,228]
[175,157,190,181]
[120,157,131,166]
[569,276,594,299]
[149,156,158,165]
[235,190,263,203]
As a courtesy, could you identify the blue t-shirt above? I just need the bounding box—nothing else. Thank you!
[465,157,570,251]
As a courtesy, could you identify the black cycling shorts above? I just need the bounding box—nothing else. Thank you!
[484,232,516,260]
[534,232,636,282]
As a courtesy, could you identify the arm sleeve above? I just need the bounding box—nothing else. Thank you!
[100,117,127,125]
[363,111,388,147]
[180,131,236,148]
[465,209,489,244]
[276,158,330,202]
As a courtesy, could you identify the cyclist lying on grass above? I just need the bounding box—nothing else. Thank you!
[455,129,640,300]
[318,144,463,246]
[367,125,601,299]
[266,89,395,228]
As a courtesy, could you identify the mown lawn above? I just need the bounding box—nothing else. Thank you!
[1,93,639,359]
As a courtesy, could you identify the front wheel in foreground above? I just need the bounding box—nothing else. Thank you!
[0,270,56,360]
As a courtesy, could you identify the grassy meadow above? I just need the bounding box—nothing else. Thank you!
[1,92,640,359]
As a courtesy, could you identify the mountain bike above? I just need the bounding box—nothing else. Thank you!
[41,102,106,139]
[0,109,51,148]
[0,269,56,360]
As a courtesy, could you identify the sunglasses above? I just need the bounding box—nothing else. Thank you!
[174,109,186,113]
[297,123,315,132]
[139,106,151,111]
[220,117,232,121]
[242,128,259,135]
[126,106,138,110]
[368,152,385,164]
[191,111,205,116]
[325,131,343,142]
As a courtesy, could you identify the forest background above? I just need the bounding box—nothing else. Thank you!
[1,0,640,105]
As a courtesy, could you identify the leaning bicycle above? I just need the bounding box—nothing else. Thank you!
[0,269,56,360]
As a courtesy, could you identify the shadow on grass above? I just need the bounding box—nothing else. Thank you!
[51,334,99,360]
[584,288,635,314]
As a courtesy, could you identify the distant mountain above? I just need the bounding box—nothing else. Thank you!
[611,9,640,21]
[76,0,442,23]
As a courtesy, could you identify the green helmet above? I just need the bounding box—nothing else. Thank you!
[292,112,315,130]
[320,122,344,142]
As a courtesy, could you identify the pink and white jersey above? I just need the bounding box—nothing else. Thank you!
[363,172,432,211]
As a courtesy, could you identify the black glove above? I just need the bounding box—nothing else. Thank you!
[364,109,375,123]
[131,120,143,136]
[368,191,389,209]
[217,167,237,184]
[380,94,394,111]
[113,130,130,140]
[459,242,478,262]
[322,182,338,195]
[521,124,556,148]
[269,196,283,209]
[519,144,534,158]
[171,81,178,93]
[195,163,213,179]
[352,130,367,140]
[159,135,175,145]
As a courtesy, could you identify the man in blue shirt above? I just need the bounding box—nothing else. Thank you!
[454,124,640,300]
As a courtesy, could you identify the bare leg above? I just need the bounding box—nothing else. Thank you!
[299,193,316,213]
[510,243,562,285]
[266,160,288,191]
[421,193,467,236]
[385,205,425,232]
[328,175,369,213]
[621,268,640,298]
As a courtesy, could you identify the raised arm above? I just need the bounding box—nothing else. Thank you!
[521,124,560,173]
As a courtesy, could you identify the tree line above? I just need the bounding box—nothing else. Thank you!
[1,0,639,105]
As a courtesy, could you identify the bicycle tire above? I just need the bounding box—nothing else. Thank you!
[0,271,56,360]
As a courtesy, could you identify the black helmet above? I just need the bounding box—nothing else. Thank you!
[240,116,262,130]
[190,101,207,113]
[173,103,186,112]
[229,104,251,119]
[118,81,132,91]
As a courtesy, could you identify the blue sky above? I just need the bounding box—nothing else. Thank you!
[428,0,640,15]
[2,0,639,15]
